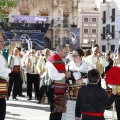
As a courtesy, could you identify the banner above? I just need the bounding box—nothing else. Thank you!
[5,30,45,50]
[70,28,80,51]
[115,16,120,32]
[13,15,47,23]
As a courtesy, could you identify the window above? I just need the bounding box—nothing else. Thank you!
[83,39,88,43]
[84,18,88,22]
[92,18,96,22]
[112,8,115,16]
[102,11,106,24]
[111,45,115,52]
[102,45,106,52]
[111,8,115,22]
[111,25,115,38]
[112,25,115,32]
[84,29,88,33]
[102,27,106,39]
[103,27,105,34]
[92,29,96,33]
[103,0,106,3]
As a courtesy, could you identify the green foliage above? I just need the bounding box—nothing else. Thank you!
[107,42,111,45]
[0,0,17,13]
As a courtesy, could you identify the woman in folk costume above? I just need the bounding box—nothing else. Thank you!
[85,45,109,87]
[0,36,11,120]
[36,53,46,103]
[106,47,120,120]
[37,48,51,104]
[62,48,93,120]
[45,44,71,120]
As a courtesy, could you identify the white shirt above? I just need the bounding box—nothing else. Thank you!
[46,61,65,81]
[0,53,11,81]
[67,60,93,73]
[66,60,93,84]
[25,56,38,74]
[13,56,21,65]
[85,55,109,68]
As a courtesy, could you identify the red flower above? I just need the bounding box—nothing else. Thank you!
[106,66,120,85]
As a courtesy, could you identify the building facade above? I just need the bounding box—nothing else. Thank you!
[1,0,100,49]
[100,0,120,52]
[2,0,79,49]
[78,0,100,49]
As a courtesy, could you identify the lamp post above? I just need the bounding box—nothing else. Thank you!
[91,39,96,48]
[106,33,112,51]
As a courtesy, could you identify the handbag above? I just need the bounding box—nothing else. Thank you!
[0,80,8,98]
[53,81,67,95]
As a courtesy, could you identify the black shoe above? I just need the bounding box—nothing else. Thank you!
[19,94,25,97]
[28,97,32,100]
[12,97,18,100]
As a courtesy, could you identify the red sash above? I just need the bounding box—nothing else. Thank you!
[82,112,104,117]
[48,53,66,73]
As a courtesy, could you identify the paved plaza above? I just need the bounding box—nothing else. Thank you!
[5,93,117,120]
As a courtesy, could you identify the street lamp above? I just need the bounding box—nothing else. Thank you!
[106,33,112,51]
[91,39,96,48]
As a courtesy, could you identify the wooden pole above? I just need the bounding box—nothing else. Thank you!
[112,102,115,120]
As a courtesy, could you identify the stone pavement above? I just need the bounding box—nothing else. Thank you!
[6,95,50,120]
[5,94,117,120]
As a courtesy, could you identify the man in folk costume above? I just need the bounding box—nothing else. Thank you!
[46,44,71,120]
[8,47,22,100]
[75,69,116,120]
[25,49,40,100]
[16,47,25,97]
[85,45,109,87]
[0,36,11,120]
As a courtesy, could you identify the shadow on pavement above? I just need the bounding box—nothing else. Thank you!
[7,103,50,112]
[5,117,26,120]
[6,111,21,116]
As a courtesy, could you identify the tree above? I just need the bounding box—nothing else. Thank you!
[0,0,17,11]
[0,0,17,20]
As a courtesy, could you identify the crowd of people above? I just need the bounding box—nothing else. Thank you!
[0,35,120,120]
